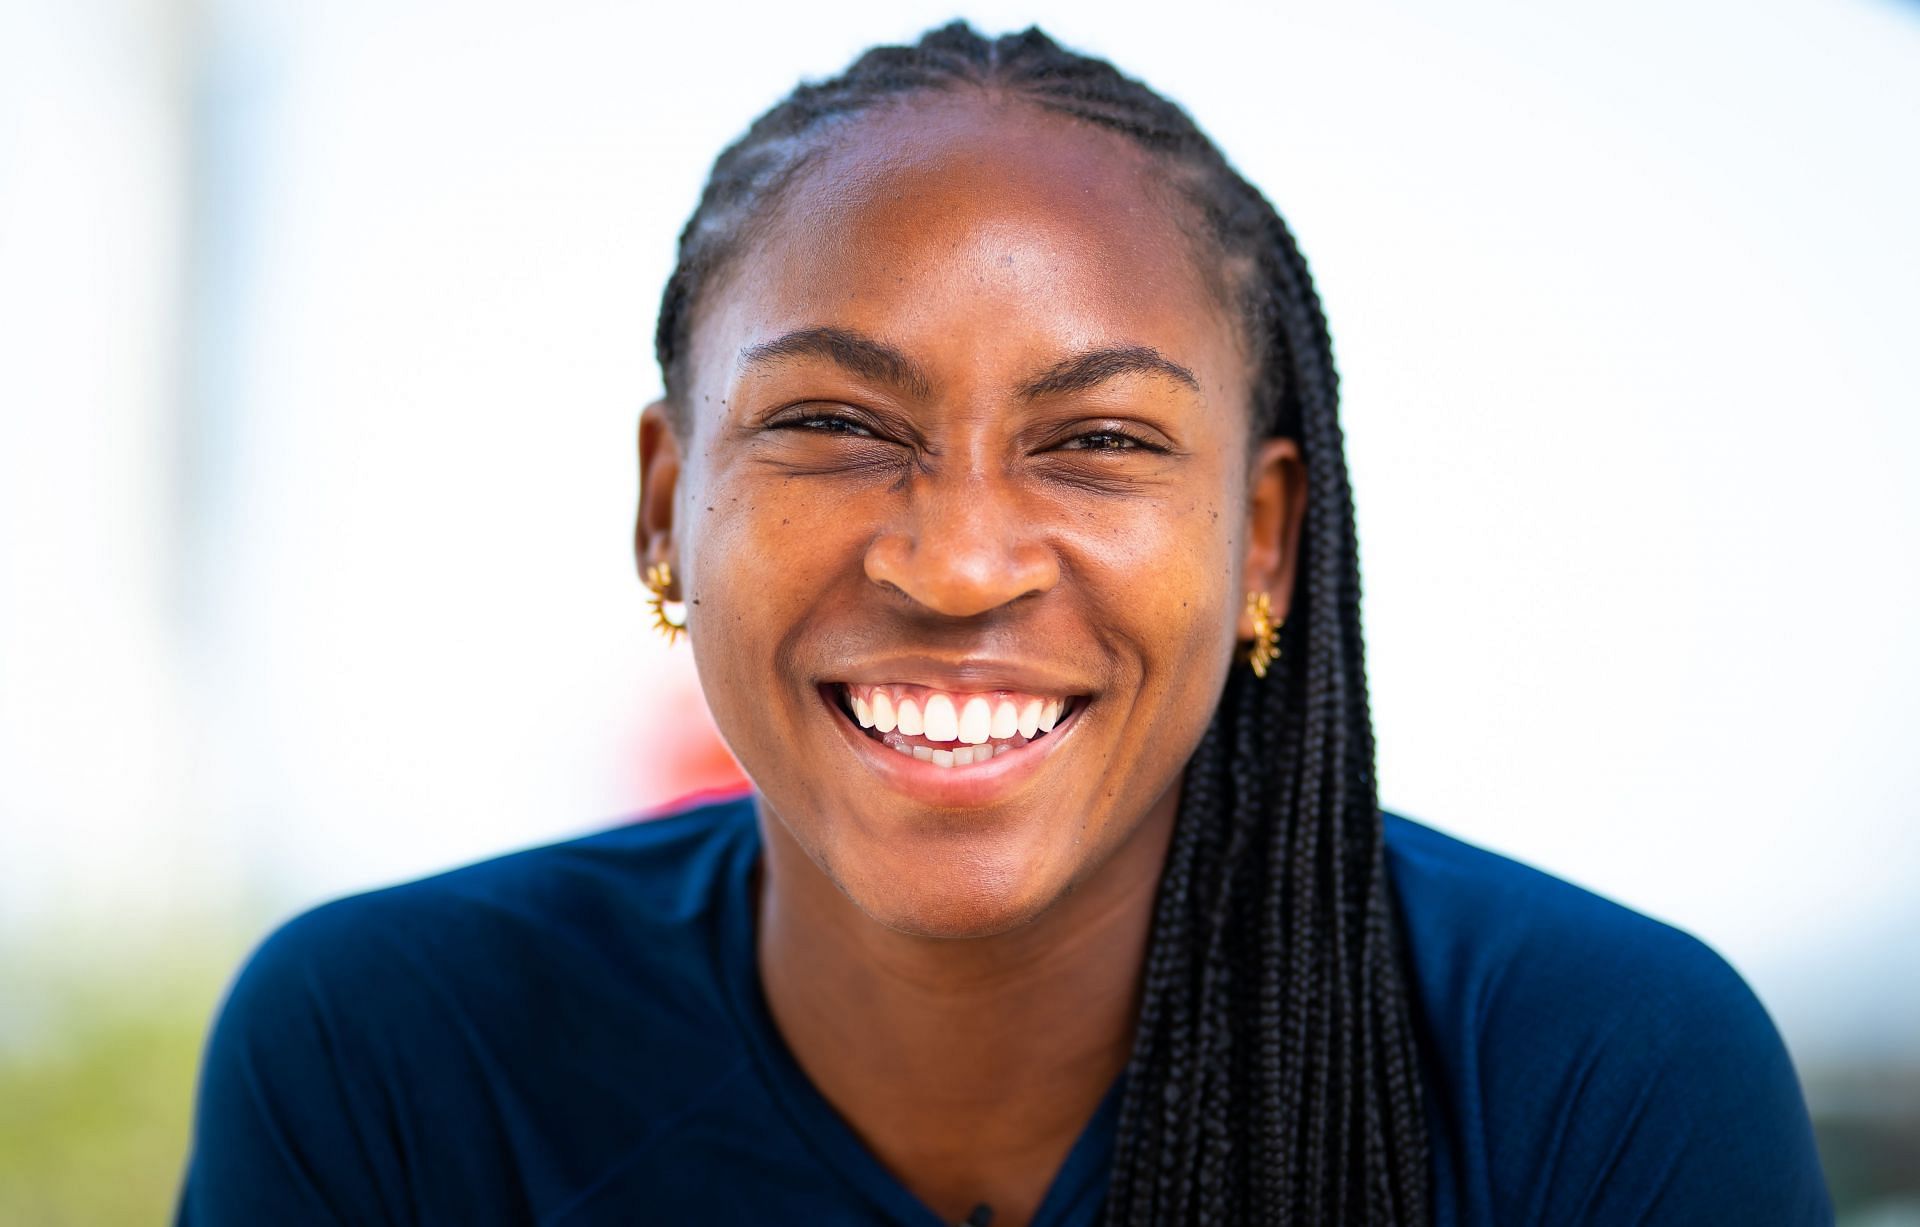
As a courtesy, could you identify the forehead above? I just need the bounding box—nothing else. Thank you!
[686,92,1247,407]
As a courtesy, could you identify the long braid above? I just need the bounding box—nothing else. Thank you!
[654,22,1431,1223]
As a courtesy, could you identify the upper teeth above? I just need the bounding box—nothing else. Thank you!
[846,684,1065,745]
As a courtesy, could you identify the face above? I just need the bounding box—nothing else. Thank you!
[639,94,1305,938]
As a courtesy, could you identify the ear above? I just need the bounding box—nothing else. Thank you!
[636,400,683,594]
[1236,436,1308,638]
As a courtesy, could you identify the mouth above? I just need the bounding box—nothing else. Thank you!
[825,683,1085,770]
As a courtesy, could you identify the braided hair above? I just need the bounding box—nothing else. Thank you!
[655,22,1431,1225]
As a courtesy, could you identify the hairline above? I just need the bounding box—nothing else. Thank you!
[664,88,1263,438]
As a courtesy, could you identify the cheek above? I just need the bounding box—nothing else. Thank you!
[696,468,878,593]
[1067,481,1243,669]
[675,464,868,738]
[1046,470,1244,811]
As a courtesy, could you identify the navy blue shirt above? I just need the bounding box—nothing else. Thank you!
[176,795,1832,1224]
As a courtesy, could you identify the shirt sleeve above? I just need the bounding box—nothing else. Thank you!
[175,903,409,1227]
[1523,929,1834,1226]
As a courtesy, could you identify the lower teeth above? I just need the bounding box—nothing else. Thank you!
[885,735,1027,767]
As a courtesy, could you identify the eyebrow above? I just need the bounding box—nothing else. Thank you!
[738,327,1199,400]
[740,328,934,400]
[1016,345,1200,398]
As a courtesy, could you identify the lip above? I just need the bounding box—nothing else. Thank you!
[819,682,1088,809]
[824,653,1095,700]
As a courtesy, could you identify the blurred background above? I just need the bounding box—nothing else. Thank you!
[2,0,1916,1221]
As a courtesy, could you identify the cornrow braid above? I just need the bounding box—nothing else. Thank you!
[655,21,1431,1224]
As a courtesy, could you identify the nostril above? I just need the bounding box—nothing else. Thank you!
[862,531,1059,619]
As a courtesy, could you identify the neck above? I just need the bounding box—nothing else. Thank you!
[754,790,1178,1226]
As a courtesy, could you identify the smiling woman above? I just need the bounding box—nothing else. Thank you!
[176,22,1832,1227]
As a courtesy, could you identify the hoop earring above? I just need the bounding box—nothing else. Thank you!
[645,561,687,645]
[1245,590,1282,678]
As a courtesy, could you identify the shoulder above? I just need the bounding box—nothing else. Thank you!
[1383,812,1832,1225]
[181,793,763,1223]
[238,790,758,995]
[1382,811,1752,1024]
[211,790,759,1061]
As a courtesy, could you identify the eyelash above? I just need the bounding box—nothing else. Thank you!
[775,411,879,438]
[771,412,1165,454]
[1057,428,1162,453]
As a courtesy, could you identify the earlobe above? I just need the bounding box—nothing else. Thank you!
[1237,437,1308,636]
[636,400,684,587]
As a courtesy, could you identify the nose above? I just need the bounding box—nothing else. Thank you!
[863,472,1060,618]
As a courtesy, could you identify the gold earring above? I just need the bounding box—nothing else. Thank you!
[645,561,687,645]
[1245,590,1282,678]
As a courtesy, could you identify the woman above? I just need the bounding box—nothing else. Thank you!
[177,23,1831,1226]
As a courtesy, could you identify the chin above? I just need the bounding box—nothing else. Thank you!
[831,833,1071,940]
[861,893,1059,941]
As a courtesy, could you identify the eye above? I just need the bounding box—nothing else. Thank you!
[774,411,879,438]
[1058,428,1164,453]
[753,405,911,481]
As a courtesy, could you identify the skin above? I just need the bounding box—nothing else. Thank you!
[636,93,1308,1226]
